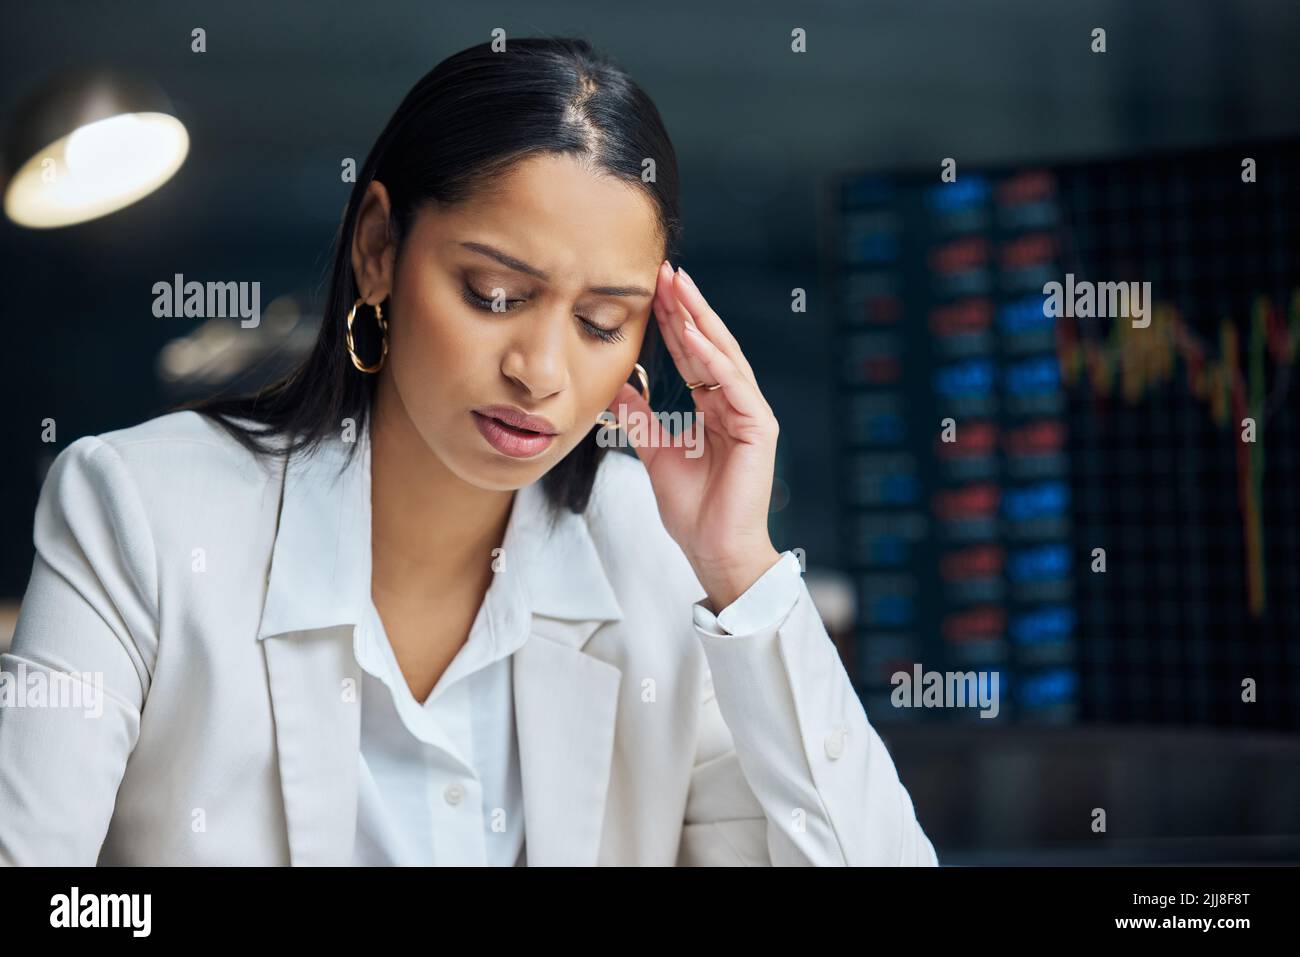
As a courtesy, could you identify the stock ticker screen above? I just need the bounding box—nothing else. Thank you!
[833,139,1300,731]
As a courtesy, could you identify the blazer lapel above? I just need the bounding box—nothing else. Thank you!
[256,429,372,867]
[262,624,363,866]
[505,472,628,867]
[513,617,622,867]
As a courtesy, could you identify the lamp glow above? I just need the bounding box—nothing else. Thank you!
[4,110,188,228]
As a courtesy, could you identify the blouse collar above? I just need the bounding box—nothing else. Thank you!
[255,413,624,641]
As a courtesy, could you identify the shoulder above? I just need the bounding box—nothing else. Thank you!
[582,449,707,604]
[94,408,282,477]
[54,409,279,482]
[36,410,282,543]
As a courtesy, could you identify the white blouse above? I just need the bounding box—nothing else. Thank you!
[347,544,807,867]
[350,581,528,867]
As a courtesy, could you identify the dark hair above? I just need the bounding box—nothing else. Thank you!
[176,36,681,518]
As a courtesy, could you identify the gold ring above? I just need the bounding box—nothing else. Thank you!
[686,380,722,391]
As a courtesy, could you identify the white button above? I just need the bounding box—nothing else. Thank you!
[444,783,464,805]
[824,728,848,760]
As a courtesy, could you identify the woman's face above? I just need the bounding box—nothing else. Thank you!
[352,152,664,490]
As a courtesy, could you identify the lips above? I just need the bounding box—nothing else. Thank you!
[473,405,559,435]
[471,408,559,458]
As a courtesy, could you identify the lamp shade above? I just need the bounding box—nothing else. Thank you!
[2,69,189,228]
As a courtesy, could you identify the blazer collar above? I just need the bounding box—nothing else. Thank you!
[255,415,624,642]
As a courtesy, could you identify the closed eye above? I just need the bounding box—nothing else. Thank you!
[577,316,626,344]
[460,282,523,312]
[461,282,626,344]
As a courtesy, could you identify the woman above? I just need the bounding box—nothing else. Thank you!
[0,37,937,866]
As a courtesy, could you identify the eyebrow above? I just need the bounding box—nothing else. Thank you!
[459,241,653,297]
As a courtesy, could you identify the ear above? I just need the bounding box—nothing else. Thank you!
[350,180,397,303]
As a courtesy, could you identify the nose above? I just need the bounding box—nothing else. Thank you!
[499,305,569,400]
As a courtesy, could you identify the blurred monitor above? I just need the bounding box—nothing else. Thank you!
[830,138,1300,731]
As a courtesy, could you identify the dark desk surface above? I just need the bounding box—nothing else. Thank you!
[879,724,1300,865]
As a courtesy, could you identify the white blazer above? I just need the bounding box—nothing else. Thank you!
[0,409,938,866]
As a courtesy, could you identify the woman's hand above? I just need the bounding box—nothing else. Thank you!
[604,261,782,614]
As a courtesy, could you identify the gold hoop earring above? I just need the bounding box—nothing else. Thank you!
[600,362,651,431]
[346,298,388,373]
[631,361,650,403]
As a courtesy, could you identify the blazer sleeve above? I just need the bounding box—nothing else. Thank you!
[675,551,938,866]
[0,436,159,866]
